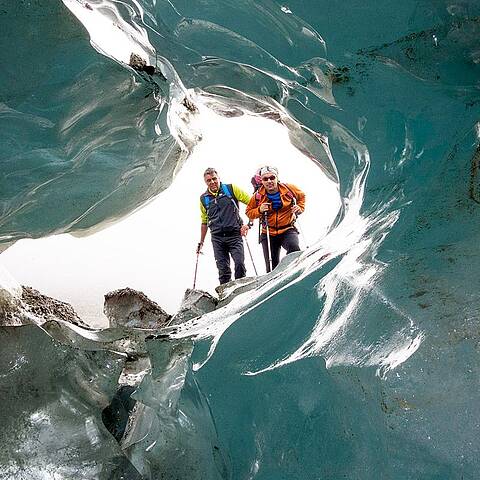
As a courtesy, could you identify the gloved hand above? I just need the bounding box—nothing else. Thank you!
[196,242,203,254]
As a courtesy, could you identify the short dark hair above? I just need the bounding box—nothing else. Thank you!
[203,168,218,176]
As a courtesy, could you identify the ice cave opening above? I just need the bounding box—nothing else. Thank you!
[1,101,341,327]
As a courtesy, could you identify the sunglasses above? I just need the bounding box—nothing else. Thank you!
[261,175,277,181]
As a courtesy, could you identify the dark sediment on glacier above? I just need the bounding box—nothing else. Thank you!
[21,286,91,328]
[0,285,90,328]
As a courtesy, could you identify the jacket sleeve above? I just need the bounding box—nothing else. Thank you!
[200,199,208,224]
[289,184,306,213]
[231,184,252,205]
[245,195,261,220]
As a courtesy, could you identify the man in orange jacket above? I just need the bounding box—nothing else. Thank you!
[246,166,305,272]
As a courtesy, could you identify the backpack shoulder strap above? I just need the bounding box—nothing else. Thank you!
[200,192,210,209]
[280,183,296,203]
[222,183,235,199]
[222,183,238,204]
[221,183,231,197]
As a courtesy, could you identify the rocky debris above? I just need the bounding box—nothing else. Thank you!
[2,275,257,331]
[20,286,91,328]
[1,285,89,328]
[182,96,198,113]
[129,53,156,76]
[0,284,24,327]
[104,287,171,329]
[327,65,350,84]
[169,288,218,325]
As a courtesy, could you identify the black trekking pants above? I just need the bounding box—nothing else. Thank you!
[211,234,246,285]
[261,228,300,273]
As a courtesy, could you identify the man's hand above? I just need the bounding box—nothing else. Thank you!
[240,224,249,237]
[291,205,302,215]
[259,203,271,213]
[196,242,203,254]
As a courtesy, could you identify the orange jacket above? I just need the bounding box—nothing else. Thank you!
[246,183,305,236]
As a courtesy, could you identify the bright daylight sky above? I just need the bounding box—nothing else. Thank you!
[0,106,341,327]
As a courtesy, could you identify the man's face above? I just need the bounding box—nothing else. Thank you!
[261,173,278,194]
[204,173,220,193]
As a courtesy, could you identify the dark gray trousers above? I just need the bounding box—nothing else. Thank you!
[261,228,300,273]
[211,234,246,284]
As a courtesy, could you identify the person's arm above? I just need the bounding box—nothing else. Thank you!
[245,195,261,220]
[197,223,208,253]
[231,184,251,205]
[231,185,254,235]
[289,184,305,214]
[198,201,209,253]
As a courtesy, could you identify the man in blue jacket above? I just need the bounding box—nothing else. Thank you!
[197,168,251,285]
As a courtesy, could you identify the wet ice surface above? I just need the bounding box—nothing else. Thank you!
[1,0,480,478]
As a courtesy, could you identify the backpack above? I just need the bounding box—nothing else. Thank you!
[251,174,262,193]
[201,183,237,209]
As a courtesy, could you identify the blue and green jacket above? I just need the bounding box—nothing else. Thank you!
[200,183,250,235]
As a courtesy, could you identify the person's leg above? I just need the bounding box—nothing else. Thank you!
[229,235,246,279]
[260,234,271,273]
[269,234,282,270]
[211,236,231,284]
[281,228,301,255]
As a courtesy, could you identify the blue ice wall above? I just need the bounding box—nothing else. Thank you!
[1,1,181,242]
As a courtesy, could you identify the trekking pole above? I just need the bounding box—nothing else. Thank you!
[264,212,273,272]
[193,247,201,289]
[244,237,258,276]
[295,216,308,248]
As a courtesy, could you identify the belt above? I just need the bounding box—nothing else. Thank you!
[211,230,240,237]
